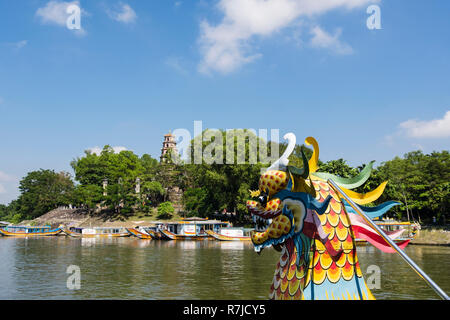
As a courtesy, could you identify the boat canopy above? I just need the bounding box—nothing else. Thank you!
[3,225,51,233]
[81,227,127,235]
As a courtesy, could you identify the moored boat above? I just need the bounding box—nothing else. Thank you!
[0,225,62,237]
[145,227,163,239]
[127,227,153,239]
[158,218,230,240]
[62,226,130,238]
[355,220,419,247]
[206,227,253,241]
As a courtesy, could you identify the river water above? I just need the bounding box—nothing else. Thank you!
[0,237,448,300]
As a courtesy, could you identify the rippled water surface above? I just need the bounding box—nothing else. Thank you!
[0,237,448,300]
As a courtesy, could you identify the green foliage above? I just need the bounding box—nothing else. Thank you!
[1,136,447,226]
[373,150,449,222]
[0,204,8,219]
[71,146,144,186]
[183,187,208,216]
[321,150,450,222]
[318,159,359,178]
[15,169,74,220]
[0,200,21,223]
[157,201,175,219]
[279,142,313,169]
[141,181,165,205]
[104,181,138,215]
[181,129,268,220]
[70,147,160,216]
[72,184,103,210]
[10,213,23,224]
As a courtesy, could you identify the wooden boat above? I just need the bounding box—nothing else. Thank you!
[146,228,163,240]
[62,226,130,238]
[127,227,153,239]
[355,220,419,246]
[0,225,62,237]
[131,226,163,239]
[206,227,253,241]
[158,218,230,240]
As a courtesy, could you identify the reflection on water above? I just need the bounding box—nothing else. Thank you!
[357,245,450,300]
[218,241,245,250]
[0,237,448,300]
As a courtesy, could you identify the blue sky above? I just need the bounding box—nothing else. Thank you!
[0,0,449,204]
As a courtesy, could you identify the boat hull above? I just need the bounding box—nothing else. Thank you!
[206,230,251,241]
[127,228,152,239]
[146,229,162,240]
[0,228,62,237]
[159,229,211,240]
[62,228,130,238]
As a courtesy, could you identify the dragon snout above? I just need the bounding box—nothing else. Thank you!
[251,214,291,245]
[246,199,282,219]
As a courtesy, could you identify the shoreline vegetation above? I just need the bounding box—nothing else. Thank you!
[17,208,450,246]
[0,130,448,243]
[411,227,450,246]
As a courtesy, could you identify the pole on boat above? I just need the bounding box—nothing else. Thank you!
[328,179,450,300]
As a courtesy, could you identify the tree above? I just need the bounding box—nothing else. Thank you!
[141,181,165,206]
[157,201,175,219]
[183,187,208,216]
[104,180,138,215]
[71,146,144,186]
[318,159,359,178]
[16,169,74,220]
[0,204,8,219]
[181,129,266,219]
[70,146,160,216]
[72,184,103,211]
[360,150,450,222]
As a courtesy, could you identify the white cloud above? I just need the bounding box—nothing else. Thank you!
[175,1,182,7]
[36,1,79,26]
[36,1,86,35]
[87,146,129,155]
[165,56,188,75]
[0,172,15,182]
[1,40,28,50]
[198,0,376,74]
[14,40,28,49]
[0,172,16,195]
[112,146,128,153]
[399,110,450,138]
[107,3,137,24]
[309,26,353,54]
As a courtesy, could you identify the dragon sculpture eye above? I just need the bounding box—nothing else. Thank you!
[258,189,269,207]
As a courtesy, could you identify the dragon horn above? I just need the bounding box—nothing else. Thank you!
[287,147,310,179]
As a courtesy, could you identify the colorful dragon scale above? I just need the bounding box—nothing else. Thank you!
[247,135,399,300]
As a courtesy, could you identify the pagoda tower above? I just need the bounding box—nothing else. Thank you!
[160,132,178,163]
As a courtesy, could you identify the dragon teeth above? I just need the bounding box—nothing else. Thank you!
[252,214,272,232]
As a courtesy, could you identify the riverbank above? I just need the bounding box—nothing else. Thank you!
[411,228,450,246]
[19,208,186,228]
[17,209,450,246]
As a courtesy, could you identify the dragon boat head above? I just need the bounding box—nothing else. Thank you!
[246,168,289,249]
[246,134,397,300]
[246,145,338,264]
